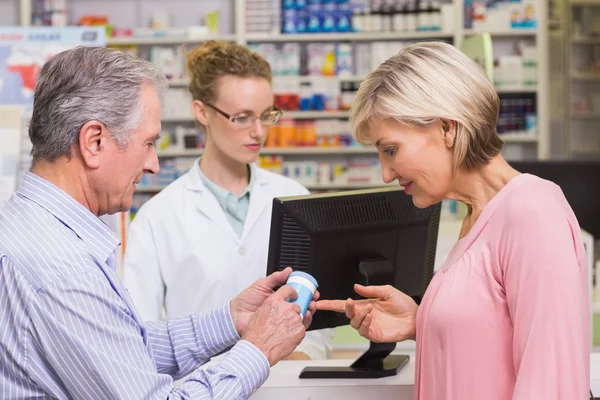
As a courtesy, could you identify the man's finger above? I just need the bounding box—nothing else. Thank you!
[302,309,313,329]
[271,284,298,302]
[263,267,293,289]
[307,300,317,314]
[312,290,320,302]
[315,299,346,312]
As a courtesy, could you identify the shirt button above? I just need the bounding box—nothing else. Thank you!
[239,247,246,256]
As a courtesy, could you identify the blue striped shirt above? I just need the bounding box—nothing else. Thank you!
[0,172,270,399]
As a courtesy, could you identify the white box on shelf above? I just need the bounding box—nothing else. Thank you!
[441,4,454,33]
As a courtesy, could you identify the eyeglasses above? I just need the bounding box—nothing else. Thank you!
[206,103,283,128]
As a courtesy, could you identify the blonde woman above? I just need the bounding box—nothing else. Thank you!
[317,42,590,399]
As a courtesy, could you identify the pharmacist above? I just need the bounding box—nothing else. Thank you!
[122,41,333,360]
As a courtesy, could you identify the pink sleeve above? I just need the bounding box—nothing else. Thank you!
[501,189,590,399]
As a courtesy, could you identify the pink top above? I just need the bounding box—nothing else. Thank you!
[415,174,590,400]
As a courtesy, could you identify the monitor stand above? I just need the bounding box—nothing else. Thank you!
[299,341,409,379]
[299,258,408,379]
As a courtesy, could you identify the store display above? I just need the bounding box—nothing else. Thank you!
[273,0,449,34]
[265,118,357,147]
[259,156,383,186]
[497,95,537,134]
[464,0,537,30]
[31,0,68,26]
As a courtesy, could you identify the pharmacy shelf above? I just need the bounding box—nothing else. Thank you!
[136,181,393,193]
[162,116,194,122]
[285,111,351,119]
[245,31,453,43]
[167,76,365,87]
[167,78,189,86]
[161,111,351,122]
[305,182,393,190]
[157,147,377,158]
[571,112,600,119]
[495,86,538,94]
[106,34,236,46]
[273,75,365,82]
[571,73,600,81]
[570,0,600,6]
[498,132,538,143]
[263,147,375,155]
[463,28,538,37]
[572,36,600,44]
[571,148,600,157]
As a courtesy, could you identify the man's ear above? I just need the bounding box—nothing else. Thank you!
[442,119,457,148]
[192,100,210,126]
[78,120,105,169]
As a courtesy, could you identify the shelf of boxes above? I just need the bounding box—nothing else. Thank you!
[106,34,237,46]
[497,132,539,142]
[571,36,600,44]
[154,132,534,159]
[13,0,547,193]
[160,111,352,123]
[570,0,600,6]
[571,112,600,119]
[245,31,454,42]
[135,182,392,193]
[566,0,600,158]
[495,86,538,94]
[571,73,600,81]
[463,28,538,37]
[156,147,377,158]
[285,110,351,119]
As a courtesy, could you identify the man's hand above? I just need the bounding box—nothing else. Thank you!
[284,352,311,360]
[229,267,318,337]
[242,285,308,366]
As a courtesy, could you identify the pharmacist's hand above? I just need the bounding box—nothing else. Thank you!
[316,284,418,343]
[242,285,307,366]
[229,267,319,337]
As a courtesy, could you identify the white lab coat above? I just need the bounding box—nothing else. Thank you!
[122,159,333,360]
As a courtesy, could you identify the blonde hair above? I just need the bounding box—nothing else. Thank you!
[186,40,272,103]
[351,41,503,169]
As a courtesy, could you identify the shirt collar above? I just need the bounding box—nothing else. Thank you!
[16,172,120,266]
[196,159,255,207]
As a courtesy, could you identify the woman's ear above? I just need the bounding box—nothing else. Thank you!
[442,119,457,148]
[192,100,209,126]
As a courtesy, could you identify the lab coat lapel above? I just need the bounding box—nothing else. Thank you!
[187,160,241,244]
[241,166,270,243]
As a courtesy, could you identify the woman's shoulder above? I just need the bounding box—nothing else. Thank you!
[494,173,579,234]
[254,167,310,196]
[500,174,568,213]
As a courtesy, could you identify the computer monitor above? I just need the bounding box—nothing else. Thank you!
[509,160,600,239]
[266,187,441,379]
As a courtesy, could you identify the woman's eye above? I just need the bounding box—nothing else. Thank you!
[384,147,396,156]
[234,115,250,123]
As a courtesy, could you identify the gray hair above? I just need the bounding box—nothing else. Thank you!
[29,46,168,162]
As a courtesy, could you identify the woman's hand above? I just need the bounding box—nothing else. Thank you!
[316,284,418,343]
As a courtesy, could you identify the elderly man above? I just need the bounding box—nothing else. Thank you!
[0,46,314,399]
